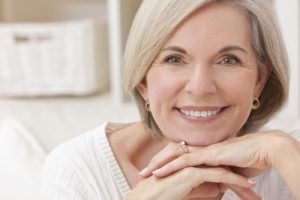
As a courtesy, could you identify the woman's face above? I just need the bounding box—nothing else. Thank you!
[138,4,269,146]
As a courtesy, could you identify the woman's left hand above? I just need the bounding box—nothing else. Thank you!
[139,131,289,178]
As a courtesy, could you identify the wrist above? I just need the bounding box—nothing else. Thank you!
[266,131,300,171]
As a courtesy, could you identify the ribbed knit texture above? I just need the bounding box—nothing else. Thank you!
[42,123,298,200]
[42,123,130,200]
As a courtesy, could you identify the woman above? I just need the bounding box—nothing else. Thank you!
[43,0,300,199]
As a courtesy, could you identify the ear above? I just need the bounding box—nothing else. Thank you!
[136,78,149,100]
[254,63,271,97]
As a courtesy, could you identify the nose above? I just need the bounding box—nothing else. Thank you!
[185,64,217,97]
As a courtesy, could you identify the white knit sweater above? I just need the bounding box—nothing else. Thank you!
[42,123,298,200]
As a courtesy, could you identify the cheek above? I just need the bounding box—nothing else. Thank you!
[219,71,257,119]
[218,70,257,100]
[146,69,183,103]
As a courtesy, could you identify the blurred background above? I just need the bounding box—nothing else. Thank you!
[0,0,299,199]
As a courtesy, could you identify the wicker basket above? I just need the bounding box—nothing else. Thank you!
[0,19,102,96]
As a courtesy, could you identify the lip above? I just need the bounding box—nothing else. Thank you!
[175,106,228,123]
[177,106,224,111]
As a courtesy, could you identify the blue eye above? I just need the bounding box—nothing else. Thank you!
[219,56,241,65]
[163,55,184,65]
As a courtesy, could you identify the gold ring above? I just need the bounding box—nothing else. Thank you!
[180,141,189,154]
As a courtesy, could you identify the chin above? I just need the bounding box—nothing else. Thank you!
[179,131,232,147]
[185,138,220,147]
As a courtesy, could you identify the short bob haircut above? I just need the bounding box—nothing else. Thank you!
[123,0,289,137]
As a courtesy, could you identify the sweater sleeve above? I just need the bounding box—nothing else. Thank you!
[41,147,98,200]
[290,129,300,142]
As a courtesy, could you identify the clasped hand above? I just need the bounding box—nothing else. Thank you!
[127,131,288,200]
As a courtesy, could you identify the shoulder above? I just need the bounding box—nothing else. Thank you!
[42,122,134,200]
[43,123,107,168]
[42,123,109,199]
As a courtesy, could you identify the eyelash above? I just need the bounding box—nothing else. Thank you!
[162,54,241,66]
[163,55,185,65]
[218,55,241,65]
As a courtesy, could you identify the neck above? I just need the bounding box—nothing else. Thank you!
[108,122,167,187]
[127,124,167,171]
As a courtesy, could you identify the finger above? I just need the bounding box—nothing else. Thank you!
[152,149,210,177]
[231,166,264,178]
[152,143,251,177]
[229,185,261,200]
[139,141,186,177]
[136,167,255,200]
[186,183,220,198]
[179,167,256,189]
[219,184,229,193]
[152,134,270,178]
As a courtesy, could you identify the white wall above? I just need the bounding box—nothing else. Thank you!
[0,0,107,22]
[0,1,3,20]
[275,0,300,119]
[0,0,56,22]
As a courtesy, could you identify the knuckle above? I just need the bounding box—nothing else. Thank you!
[148,156,160,167]
[202,150,219,165]
[181,167,196,177]
[214,167,228,177]
[169,142,181,153]
[165,142,180,156]
[168,141,178,149]
[179,154,191,166]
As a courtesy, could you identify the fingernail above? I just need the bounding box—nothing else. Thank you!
[139,167,149,176]
[248,179,256,185]
[152,168,162,176]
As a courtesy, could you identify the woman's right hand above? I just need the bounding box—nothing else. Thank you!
[126,166,260,200]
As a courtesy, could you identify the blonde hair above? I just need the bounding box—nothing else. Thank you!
[123,0,289,136]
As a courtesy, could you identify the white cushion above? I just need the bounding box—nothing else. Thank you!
[0,117,46,200]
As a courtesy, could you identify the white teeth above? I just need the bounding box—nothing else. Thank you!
[180,109,221,118]
[195,111,201,117]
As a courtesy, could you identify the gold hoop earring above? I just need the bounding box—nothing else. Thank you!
[145,100,151,112]
[252,97,260,110]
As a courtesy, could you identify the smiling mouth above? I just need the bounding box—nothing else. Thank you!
[178,108,224,118]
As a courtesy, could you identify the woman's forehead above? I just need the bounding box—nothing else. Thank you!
[163,3,252,53]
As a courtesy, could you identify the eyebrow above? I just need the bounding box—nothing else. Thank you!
[161,46,187,54]
[218,46,248,54]
[161,45,248,55]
